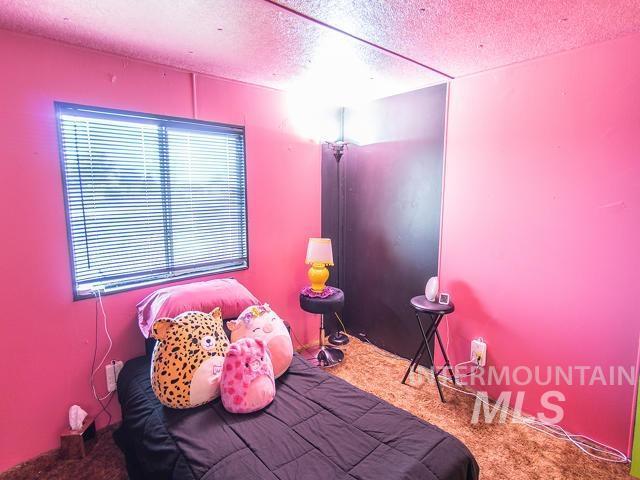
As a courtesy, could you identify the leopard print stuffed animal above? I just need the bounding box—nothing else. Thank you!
[150,307,230,409]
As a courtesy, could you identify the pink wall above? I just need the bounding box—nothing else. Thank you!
[441,32,640,454]
[0,29,320,472]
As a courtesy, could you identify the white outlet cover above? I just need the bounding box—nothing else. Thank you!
[471,339,487,367]
[105,361,123,393]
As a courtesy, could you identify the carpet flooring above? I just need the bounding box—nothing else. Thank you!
[1,338,633,480]
[0,424,127,480]
[331,338,633,480]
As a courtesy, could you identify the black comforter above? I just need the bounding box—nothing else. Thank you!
[114,353,478,480]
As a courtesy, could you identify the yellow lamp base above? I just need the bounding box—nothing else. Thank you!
[308,262,330,292]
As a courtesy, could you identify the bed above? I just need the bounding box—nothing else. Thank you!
[114,344,479,480]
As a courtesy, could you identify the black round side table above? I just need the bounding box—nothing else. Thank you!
[299,288,345,367]
[401,295,456,402]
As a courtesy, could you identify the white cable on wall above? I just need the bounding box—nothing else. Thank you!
[90,289,113,402]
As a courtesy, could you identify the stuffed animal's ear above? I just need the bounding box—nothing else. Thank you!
[227,319,240,331]
[210,307,222,320]
[151,318,173,341]
[226,343,240,357]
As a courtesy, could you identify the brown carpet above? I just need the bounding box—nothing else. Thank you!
[1,338,633,479]
[0,424,127,480]
[330,338,633,480]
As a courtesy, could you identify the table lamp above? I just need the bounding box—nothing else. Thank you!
[305,238,334,292]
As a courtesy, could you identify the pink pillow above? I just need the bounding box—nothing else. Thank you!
[137,279,259,338]
[221,338,275,414]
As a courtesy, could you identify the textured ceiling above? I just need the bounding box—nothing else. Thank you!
[277,0,640,77]
[0,0,444,105]
[1,0,639,104]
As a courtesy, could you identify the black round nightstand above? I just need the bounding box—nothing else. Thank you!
[401,295,456,402]
[299,288,345,367]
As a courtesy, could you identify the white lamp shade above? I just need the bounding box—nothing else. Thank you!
[305,238,334,265]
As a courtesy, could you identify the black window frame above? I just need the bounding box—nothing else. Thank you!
[55,102,249,300]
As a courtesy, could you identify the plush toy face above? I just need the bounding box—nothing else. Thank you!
[150,308,230,409]
[228,304,293,378]
[221,338,275,414]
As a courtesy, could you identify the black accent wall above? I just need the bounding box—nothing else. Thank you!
[322,84,447,363]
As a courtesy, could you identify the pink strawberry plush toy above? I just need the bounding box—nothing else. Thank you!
[221,338,276,414]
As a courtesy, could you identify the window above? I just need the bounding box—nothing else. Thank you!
[56,103,248,299]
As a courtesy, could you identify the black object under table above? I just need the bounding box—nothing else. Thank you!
[299,288,345,367]
[402,295,456,402]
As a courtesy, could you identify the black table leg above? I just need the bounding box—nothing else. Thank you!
[403,312,439,381]
[413,314,439,371]
[416,312,447,402]
[416,312,436,345]
[422,334,446,402]
[402,309,453,403]
[435,329,456,385]
[403,296,456,403]
[402,340,425,384]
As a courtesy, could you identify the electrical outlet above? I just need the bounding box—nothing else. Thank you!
[471,338,487,367]
[105,360,124,392]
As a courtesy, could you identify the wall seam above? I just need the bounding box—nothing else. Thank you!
[437,81,451,281]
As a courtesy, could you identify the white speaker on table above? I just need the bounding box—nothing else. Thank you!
[425,276,439,302]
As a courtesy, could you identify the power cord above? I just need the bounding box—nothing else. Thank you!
[289,325,306,351]
[90,289,113,425]
[429,371,629,463]
[334,312,348,334]
[437,321,627,462]
[291,313,349,352]
[358,334,628,464]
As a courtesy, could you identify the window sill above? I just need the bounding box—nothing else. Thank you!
[73,263,249,301]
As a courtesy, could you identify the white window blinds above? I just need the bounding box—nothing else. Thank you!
[57,103,247,298]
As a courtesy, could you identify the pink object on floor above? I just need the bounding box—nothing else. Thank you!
[136,278,259,338]
[221,338,276,414]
